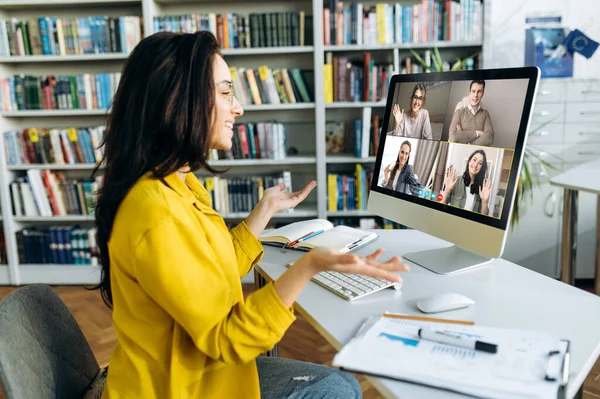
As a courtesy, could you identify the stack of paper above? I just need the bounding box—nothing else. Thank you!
[332,316,568,399]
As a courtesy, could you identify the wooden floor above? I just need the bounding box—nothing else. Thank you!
[0,284,599,399]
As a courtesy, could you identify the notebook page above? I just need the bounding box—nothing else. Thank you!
[260,219,333,243]
[333,316,564,399]
[299,225,375,251]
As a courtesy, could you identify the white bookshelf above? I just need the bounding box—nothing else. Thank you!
[1,110,109,117]
[0,53,130,63]
[327,210,375,217]
[0,0,487,285]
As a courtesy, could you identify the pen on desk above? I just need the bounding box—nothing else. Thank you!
[418,327,498,354]
[284,231,314,249]
[299,229,324,242]
[382,313,475,326]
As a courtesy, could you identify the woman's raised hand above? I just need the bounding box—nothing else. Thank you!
[444,165,458,192]
[298,247,409,283]
[260,180,316,214]
[479,177,492,203]
[392,104,404,129]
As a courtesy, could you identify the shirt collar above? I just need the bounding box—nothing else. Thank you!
[467,104,480,115]
[161,171,215,213]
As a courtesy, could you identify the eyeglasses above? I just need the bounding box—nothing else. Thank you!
[412,95,424,101]
[216,80,236,107]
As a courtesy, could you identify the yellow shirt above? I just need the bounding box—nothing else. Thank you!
[102,172,296,399]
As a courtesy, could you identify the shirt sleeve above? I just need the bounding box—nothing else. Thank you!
[230,220,264,278]
[133,219,296,365]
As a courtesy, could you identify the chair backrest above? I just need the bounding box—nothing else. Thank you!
[0,284,100,399]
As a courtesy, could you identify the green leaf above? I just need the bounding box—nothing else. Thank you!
[409,49,433,72]
[431,48,443,71]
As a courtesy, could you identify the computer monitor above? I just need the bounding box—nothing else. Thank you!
[367,67,540,274]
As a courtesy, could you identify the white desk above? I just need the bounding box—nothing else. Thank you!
[255,230,600,399]
[550,158,600,294]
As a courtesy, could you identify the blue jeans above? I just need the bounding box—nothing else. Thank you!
[256,356,362,399]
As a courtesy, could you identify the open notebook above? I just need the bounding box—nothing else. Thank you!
[259,219,378,253]
[333,315,570,399]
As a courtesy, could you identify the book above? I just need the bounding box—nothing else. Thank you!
[332,314,570,399]
[259,219,378,253]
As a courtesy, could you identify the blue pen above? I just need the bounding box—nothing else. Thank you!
[298,229,324,242]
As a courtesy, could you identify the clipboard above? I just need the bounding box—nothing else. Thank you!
[332,315,571,399]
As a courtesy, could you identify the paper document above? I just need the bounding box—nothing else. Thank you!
[332,316,568,399]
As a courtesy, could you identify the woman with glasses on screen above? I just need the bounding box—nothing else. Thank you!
[380,140,425,195]
[387,83,433,140]
[441,149,493,215]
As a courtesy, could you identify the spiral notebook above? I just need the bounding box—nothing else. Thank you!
[332,314,570,399]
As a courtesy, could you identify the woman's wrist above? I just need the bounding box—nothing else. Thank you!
[245,200,274,238]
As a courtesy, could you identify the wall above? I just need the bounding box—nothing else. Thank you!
[484,0,600,79]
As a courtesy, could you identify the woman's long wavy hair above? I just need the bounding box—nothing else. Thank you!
[92,31,221,308]
[463,149,488,195]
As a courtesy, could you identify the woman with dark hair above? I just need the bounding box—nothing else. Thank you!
[441,149,493,215]
[94,31,407,399]
[379,140,424,195]
[387,83,433,139]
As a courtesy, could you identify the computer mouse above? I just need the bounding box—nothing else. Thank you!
[416,292,475,314]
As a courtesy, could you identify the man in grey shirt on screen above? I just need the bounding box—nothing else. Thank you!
[449,80,494,146]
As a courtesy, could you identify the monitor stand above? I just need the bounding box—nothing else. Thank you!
[402,245,493,275]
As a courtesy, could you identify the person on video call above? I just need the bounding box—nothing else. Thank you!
[379,140,425,195]
[387,83,433,139]
[449,80,494,146]
[440,149,493,215]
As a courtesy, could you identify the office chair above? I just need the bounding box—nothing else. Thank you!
[0,284,106,399]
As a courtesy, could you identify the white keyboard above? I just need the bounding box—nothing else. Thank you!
[311,271,401,301]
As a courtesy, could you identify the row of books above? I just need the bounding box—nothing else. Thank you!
[3,126,105,165]
[324,51,392,103]
[326,108,381,158]
[207,122,287,161]
[230,66,313,106]
[0,73,119,111]
[10,170,101,217]
[323,0,482,46]
[154,12,307,48]
[16,226,98,265]
[0,16,143,57]
[327,164,373,212]
[200,172,291,214]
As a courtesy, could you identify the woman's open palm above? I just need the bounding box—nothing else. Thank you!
[392,104,404,129]
[304,247,409,283]
[445,166,458,191]
[260,181,316,214]
[479,178,492,203]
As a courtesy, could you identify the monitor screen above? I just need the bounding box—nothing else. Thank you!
[368,67,539,262]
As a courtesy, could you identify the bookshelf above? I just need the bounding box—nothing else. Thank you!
[0,0,487,285]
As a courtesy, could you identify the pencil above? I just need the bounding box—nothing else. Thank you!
[381,313,475,326]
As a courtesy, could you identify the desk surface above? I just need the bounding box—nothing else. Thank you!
[550,158,600,194]
[257,230,600,399]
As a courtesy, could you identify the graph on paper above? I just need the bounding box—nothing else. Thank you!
[431,344,476,359]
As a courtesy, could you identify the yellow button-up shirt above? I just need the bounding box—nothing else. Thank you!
[102,172,296,398]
